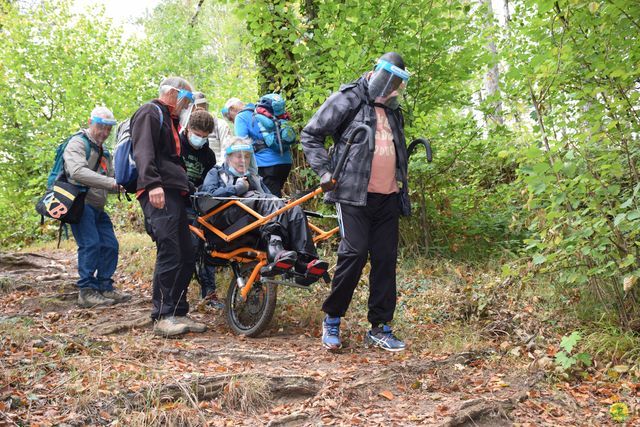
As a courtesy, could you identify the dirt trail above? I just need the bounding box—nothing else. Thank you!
[0,250,629,426]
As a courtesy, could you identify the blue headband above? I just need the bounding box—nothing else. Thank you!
[226,144,254,154]
[374,59,410,81]
[91,116,117,126]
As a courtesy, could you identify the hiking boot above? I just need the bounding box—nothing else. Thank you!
[322,316,342,350]
[205,294,224,309]
[78,289,117,308]
[174,316,207,333]
[154,316,189,337]
[101,290,131,304]
[365,325,406,352]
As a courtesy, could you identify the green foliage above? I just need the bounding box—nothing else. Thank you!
[501,0,640,327]
[610,402,630,423]
[0,0,256,246]
[0,0,144,245]
[555,331,592,372]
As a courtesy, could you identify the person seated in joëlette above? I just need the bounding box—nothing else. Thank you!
[198,137,328,285]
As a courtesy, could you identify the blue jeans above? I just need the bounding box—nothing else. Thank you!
[70,204,119,291]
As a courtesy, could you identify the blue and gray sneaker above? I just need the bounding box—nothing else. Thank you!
[365,325,406,352]
[322,316,342,350]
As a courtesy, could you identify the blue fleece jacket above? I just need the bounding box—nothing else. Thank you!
[234,104,292,167]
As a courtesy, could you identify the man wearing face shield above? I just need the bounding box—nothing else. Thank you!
[63,106,130,308]
[199,138,328,285]
[301,52,411,352]
[130,76,207,337]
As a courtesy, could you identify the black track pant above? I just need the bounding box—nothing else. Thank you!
[210,191,317,258]
[140,189,195,320]
[322,193,400,327]
[258,164,291,197]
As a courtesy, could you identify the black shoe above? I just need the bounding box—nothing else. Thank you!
[261,250,297,277]
[295,259,329,286]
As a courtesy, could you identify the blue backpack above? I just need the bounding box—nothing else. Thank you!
[254,93,296,155]
[114,103,163,193]
[46,132,91,189]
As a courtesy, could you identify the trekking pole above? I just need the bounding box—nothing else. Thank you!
[285,125,373,206]
[407,137,433,162]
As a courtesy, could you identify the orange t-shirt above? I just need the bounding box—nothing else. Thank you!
[367,107,399,194]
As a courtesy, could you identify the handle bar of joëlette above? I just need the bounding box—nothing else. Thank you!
[407,138,433,162]
[331,124,375,184]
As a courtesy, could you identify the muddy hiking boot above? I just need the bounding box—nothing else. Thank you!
[154,316,189,337]
[174,316,207,333]
[261,235,297,277]
[365,325,406,352]
[101,290,131,303]
[77,289,117,308]
[322,315,342,350]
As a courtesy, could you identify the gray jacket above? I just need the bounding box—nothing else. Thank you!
[63,130,116,210]
[300,76,411,215]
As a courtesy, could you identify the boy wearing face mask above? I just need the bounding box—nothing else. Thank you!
[180,109,216,190]
[179,110,223,308]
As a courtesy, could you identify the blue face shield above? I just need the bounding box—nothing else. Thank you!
[225,143,256,177]
[177,89,195,104]
[90,116,117,126]
[368,59,410,100]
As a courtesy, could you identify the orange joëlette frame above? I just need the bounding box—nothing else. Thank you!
[189,187,338,300]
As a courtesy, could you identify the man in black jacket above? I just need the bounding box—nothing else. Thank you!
[301,52,411,352]
[130,76,206,337]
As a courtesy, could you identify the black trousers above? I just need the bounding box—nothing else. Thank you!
[322,193,400,326]
[210,191,317,258]
[258,164,292,197]
[140,189,195,320]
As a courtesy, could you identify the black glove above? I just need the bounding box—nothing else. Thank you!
[234,177,250,196]
[320,172,336,192]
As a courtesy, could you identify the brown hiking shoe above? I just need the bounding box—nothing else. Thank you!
[174,316,207,333]
[154,316,189,337]
[78,289,117,308]
[101,290,131,303]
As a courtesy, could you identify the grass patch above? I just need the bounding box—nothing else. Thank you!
[581,325,640,369]
[219,374,270,413]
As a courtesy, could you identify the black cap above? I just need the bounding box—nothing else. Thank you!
[379,52,405,70]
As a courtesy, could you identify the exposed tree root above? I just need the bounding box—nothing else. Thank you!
[266,412,310,427]
[121,374,319,411]
[439,391,528,427]
[96,315,152,335]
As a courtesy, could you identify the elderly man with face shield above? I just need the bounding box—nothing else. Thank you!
[63,106,130,308]
[199,138,328,285]
[301,52,411,352]
[130,76,207,337]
